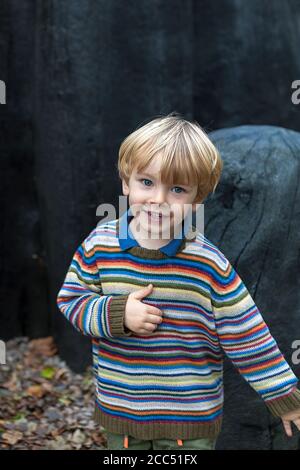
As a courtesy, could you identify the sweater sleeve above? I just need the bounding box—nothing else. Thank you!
[56,229,132,338]
[210,258,300,417]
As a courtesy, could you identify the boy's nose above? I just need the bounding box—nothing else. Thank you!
[149,188,168,205]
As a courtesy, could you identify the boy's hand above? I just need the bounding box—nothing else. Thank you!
[281,407,300,437]
[124,284,163,335]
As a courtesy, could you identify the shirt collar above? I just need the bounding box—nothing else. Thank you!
[118,207,190,256]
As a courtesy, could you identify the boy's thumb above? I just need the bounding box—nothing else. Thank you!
[134,283,153,299]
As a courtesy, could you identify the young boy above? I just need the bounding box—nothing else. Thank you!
[57,112,300,450]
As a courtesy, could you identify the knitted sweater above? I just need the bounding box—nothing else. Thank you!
[56,210,300,440]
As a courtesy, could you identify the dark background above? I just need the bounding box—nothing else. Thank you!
[1,0,300,450]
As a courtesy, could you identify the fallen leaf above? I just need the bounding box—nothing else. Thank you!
[27,422,37,433]
[40,367,56,380]
[2,372,20,392]
[50,426,66,438]
[41,382,53,393]
[70,429,85,445]
[55,368,68,380]
[28,337,58,357]
[91,431,107,446]
[84,438,93,447]
[1,430,23,445]
[58,396,71,406]
[25,385,46,398]
[12,413,26,421]
[47,435,67,450]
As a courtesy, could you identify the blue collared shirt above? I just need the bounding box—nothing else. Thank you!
[118,208,190,256]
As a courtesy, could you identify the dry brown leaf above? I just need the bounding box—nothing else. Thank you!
[23,355,40,368]
[28,337,58,357]
[91,431,106,445]
[41,382,53,393]
[47,435,67,450]
[2,372,19,392]
[25,385,46,398]
[1,430,23,445]
[50,426,66,438]
[55,368,68,380]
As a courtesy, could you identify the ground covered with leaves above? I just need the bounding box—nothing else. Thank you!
[0,337,107,450]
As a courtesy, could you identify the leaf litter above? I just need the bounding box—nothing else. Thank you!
[0,336,108,450]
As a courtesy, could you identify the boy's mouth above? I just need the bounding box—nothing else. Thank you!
[147,211,162,218]
[142,210,173,225]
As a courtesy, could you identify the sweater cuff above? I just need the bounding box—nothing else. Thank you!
[265,386,300,417]
[108,294,132,337]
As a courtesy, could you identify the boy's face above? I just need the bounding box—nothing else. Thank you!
[122,154,200,240]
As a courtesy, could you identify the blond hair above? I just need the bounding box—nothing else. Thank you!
[117,112,223,203]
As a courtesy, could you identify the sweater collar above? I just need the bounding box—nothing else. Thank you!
[116,208,197,258]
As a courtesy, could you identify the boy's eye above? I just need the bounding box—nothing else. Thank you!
[139,178,186,193]
[173,186,186,193]
[140,178,152,187]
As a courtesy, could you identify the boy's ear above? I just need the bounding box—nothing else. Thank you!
[122,179,129,196]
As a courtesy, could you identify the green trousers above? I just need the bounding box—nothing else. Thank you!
[105,431,217,450]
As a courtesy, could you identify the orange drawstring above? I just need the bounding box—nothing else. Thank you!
[177,439,183,446]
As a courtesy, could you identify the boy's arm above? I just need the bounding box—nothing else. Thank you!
[56,229,132,338]
[210,259,300,418]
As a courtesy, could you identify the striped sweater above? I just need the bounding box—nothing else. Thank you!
[56,209,300,440]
